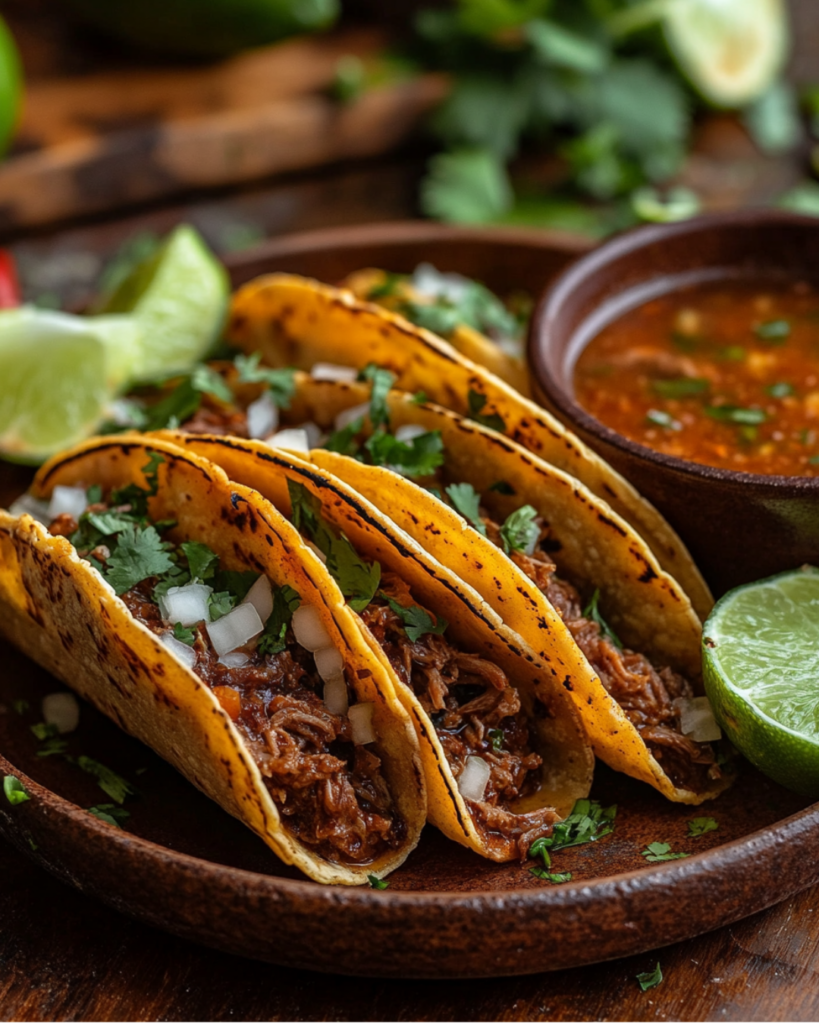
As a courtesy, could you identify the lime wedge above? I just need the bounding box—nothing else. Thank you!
[96,224,229,384]
[664,0,788,107]
[0,309,127,463]
[703,566,819,795]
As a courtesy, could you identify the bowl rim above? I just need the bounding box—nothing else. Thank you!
[528,208,819,492]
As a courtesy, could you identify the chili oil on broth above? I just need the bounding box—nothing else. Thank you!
[574,278,819,477]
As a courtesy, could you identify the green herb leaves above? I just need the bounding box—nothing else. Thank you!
[529,867,573,884]
[105,527,175,595]
[3,775,30,805]
[385,597,448,643]
[88,804,131,828]
[368,874,389,890]
[754,319,791,342]
[528,798,616,876]
[365,429,445,477]
[641,841,689,863]
[445,482,486,535]
[582,589,622,650]
[651,377,709,398]
[499,505,539,555]
[636,963,663,992]
[75,756,136,804]
[704,405,767,425]
[258,585,301,656]
[234,352,296,408]
[687,816,719,838]
[358,363,396,430]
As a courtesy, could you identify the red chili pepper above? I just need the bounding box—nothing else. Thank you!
[0,249,20,308]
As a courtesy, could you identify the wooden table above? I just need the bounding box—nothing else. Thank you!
[1,830,818,1021]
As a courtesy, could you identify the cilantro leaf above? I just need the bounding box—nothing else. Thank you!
[75,756,135,804]
[234,353,297,409]
[364,429,445,477]
[583,588,623,650]
[142,379,204,432]
[208,591,235,622]
[329,536,381,612]
[358,363,396,430]
[30,722,58,741]
[384,597,447,642]
[85,484,103,504]
[687,817,719,838]
[488,728,504,751]
[110,453,164,517]
[84,511,141,536]
[636,963,663,992]
[173,622,196,646]
[181,541,219,581]
[446,482,487,535]
[324,417,364,456]
[467,389,506,432]
[37,737,68,757]
[641,841,689,863]
[411,391,428,404]
[104,526,176,595]
[367,874,389,890]
[529,799,616,864]
[400,301,461,337]
[189,364,234,404]
[420,148,513,225]
[3,775,30,805]
[499,505,539,555]
[258,585,301,656]
[88,804,131,828]
[529,866,573,883]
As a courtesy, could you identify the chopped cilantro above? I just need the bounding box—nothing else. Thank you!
[142,366,233,431]
[687,817,719,838]
[88,804,131,828]
[445,482,486,535]
[84,511,140,537]
[212,569,259,603]
[358,363,396,430]
[499,505,539,555]
[30,721,58,741]
[384,597,447,642]
[233,352,297,408]
[208,591,236,622]
[86,484,103,504]
[367,874,389,889]
[401,300,461,337]
[189,364,234,404]
[364,429,445,477]
[74,756,135,804]
[110,453,164,517]
[636,963,663,991]
[181,541,219,581]
[488,728,504,751]
[37,737,68,758]
[754,319,791,342]
[467,389,505,432]
[529,866,572,883]
[641,841,689,863]
[766,381,794,398]
[258,585,301,656]
[583,588,622,650]
[646,409,681,430]
[651,377,709,398]
[12,699,29,715]
[411,390,428,405]
[104,526,176,595]
[489,480,515,495]
[528,799,616,866]
[324,417,364,456]
[173,622,196,646]
[4,775,30,805]
[367,273,401,300]
[704,405,766,425]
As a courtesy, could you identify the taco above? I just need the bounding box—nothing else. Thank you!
[225,272,713,622]
[0,435,426,885]
[158,430,595,860]
[339,265,530,396]
[169,376,729,804]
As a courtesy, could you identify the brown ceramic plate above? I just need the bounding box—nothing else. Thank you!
[1,222,818,980]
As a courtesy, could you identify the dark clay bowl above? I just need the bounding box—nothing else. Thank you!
[529,210,819,598]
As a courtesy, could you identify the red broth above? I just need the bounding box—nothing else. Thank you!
[574,278,819,477]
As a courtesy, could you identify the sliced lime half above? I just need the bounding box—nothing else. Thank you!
[96,224,229,384]
[664,0,788,107]
[703,566,819,795]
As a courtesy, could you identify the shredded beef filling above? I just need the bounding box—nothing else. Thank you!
[62,519,402,866]
[360,574,557,855]
[482,518,721,793]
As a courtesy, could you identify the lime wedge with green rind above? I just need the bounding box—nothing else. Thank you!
[703,566,819,796]
[96,224,229,385]
[0,309,121,463]
[664,0,788,107]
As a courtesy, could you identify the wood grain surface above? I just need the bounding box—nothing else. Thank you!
[2,831,819,1021]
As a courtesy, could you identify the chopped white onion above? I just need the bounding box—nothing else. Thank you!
[266,428,309,453]
[242,573,273,624]
[218,651,250,668]
[9,492,50,523]
[42,692,80,734]
[674,696,722,743]
[348,702,376,744]
[395,424,427,444]
[305,540,327,564]
[246,391,279,439]
[323,676,349,716]
[315,646,344,682]
[300,421,323,448]
[458,755,491,802]
[412,262,469,304]
[206,603,264,657]
[291,603,333,652]
[311,362,358,383]
[159,583,212,627]
[160,632,197,670]
[334,402,370,432]
[48,485,88,521]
